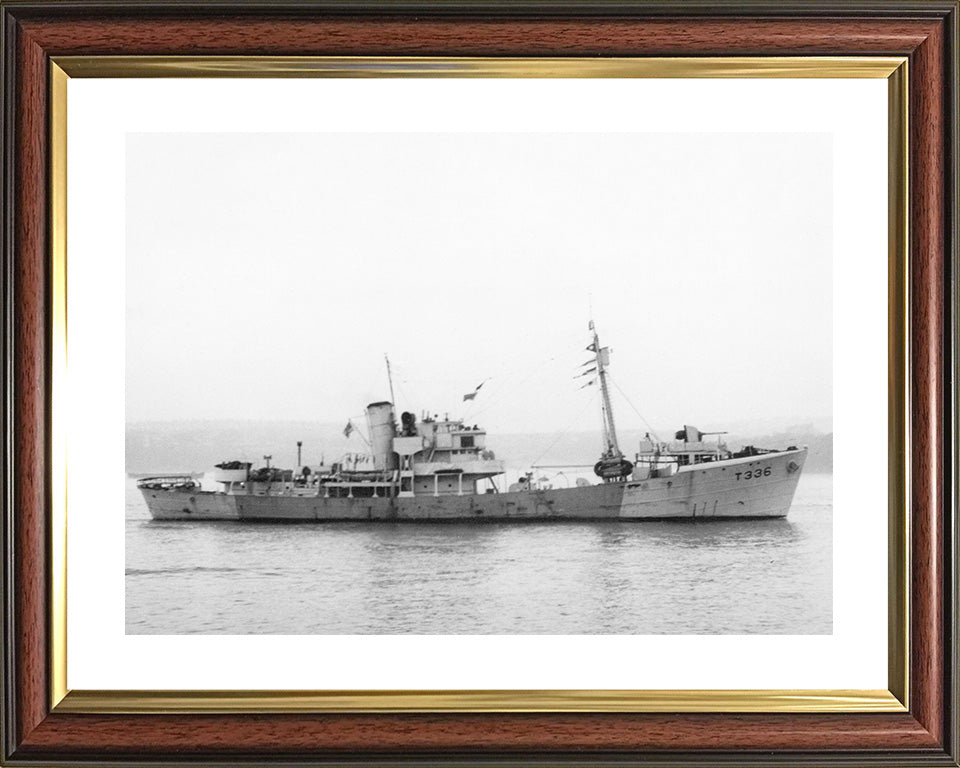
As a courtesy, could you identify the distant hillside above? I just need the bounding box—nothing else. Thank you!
[126,421,832,475]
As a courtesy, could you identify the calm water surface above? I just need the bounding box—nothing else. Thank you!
[125,474,832,634]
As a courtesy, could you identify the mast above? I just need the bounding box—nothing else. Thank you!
[589,320,621,458]
[384,353,397,407]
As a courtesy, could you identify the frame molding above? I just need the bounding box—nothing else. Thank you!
[2,2,957,765]
[42,54,911,719]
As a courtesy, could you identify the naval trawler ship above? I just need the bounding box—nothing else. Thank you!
[138,323,807,522]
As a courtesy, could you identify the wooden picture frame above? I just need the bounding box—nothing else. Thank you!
[2,1,957,765]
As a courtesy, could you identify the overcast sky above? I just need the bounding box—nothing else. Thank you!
[126,132,832,436]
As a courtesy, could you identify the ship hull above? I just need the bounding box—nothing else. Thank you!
[141,448,806,522]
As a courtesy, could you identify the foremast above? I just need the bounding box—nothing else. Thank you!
[589,319,620,458]
[586,321,634,480]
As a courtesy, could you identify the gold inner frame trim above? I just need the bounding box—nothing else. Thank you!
[56,688,903,714]
[54,54,905,79]
[48,55,910,715]
[886,60,910,709]
[50,61,68,711]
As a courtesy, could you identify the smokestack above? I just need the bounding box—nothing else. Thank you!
[366,402,398,471]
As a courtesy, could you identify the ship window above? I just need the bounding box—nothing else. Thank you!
[460,435,475,448]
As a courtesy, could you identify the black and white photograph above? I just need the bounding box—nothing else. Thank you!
[124,130,833,636]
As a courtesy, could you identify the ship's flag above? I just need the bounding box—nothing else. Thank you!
[343,420,354,438]
[463,380,487,402]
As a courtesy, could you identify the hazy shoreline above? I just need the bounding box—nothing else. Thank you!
[127,421,832,476]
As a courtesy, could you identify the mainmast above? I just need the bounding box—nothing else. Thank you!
[589,320,621,458]
[586,321,633,481]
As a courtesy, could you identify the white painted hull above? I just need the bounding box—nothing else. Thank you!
[620,449,806,519]
[142,448,806,522]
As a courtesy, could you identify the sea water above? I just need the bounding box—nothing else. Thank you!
[124,473,832,634]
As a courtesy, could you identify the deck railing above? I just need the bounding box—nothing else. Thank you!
[135,475,198,490]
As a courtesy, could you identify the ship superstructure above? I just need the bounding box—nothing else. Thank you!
[138,323,807,522]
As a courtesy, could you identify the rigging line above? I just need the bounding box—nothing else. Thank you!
[398,350,565,390]
[463,327,609,424]
[596,379,607,453]
[394,378,416,412]
[529,389,600,468]
[461,377,517,422]
[343,414,372,449]
[387,368,418,413]
[463,374,527,422]
[608,374,663,444]
[386,364,423,412]
[462,354,570,423]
